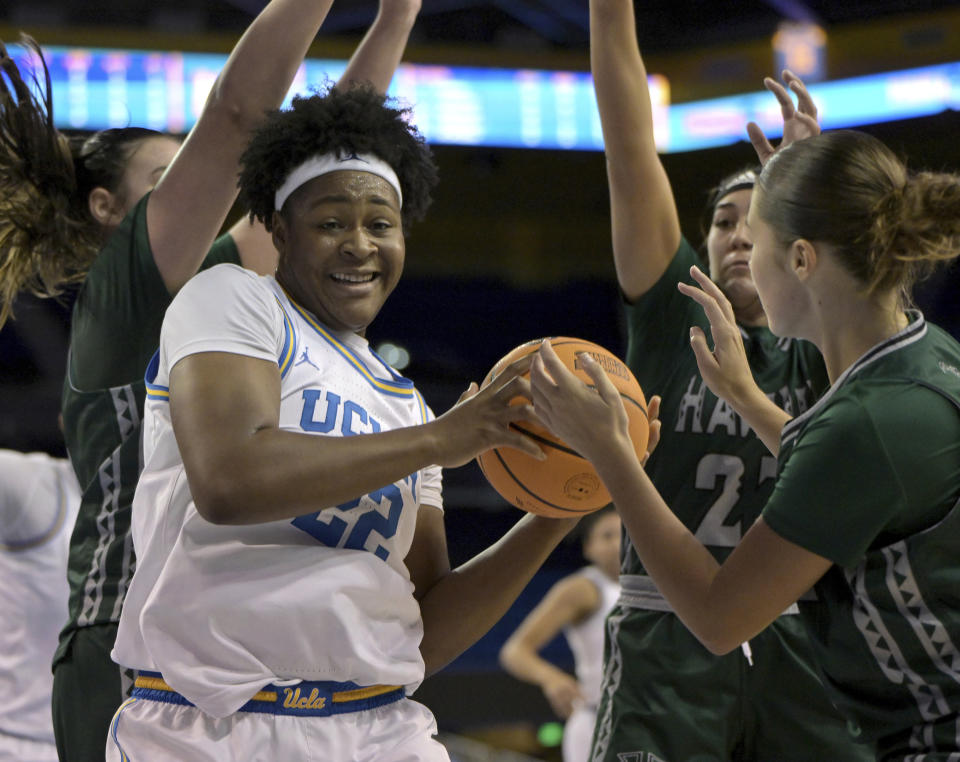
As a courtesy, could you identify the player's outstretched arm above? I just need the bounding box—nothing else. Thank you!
[337,0,420,93]
[169,350,544,525]
[147,0,336,295]
[591,0,681,301]
[529,342,832,654]
[499,575,598,718]
[407,507,579,677]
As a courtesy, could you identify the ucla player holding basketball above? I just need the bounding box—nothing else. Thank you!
[1,1,425,757]
[108,84,580,760]
[532,123,960,758]
[580,0,871,759]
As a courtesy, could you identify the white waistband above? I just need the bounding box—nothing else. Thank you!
[618,574,801,616]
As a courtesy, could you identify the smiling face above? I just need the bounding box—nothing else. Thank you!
[272,170,404,335]
[705,188,764,325]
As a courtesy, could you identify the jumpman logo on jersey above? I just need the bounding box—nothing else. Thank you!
[295,348,320,370]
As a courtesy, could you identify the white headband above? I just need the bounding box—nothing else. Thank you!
[714,169,758,202]
[274,151,403,211]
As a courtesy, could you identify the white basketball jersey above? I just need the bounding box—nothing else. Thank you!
[0,451,80,744]
[113,264,442,719]
[563,566,619,706]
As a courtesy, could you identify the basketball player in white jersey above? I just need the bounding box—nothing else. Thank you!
[107,84,581,761]
[0,448,80,762]
[500,506,621,762]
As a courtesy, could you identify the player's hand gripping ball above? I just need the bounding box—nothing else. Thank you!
[476,337,648,518]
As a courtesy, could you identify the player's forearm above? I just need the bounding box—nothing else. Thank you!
[185,423,442,525]
[500,641,568,690]
[590,0,681,297]
[417,514,577,676]
[207,0,336,130]
[590,0,656,165]
[728,384,790,457]
[338,0,420,93]
[597,451,746,654]
[146,0,337,294]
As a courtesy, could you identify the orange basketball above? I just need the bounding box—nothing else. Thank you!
[476,337,648,518]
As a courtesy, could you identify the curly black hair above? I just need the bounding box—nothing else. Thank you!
[238,84,437,233]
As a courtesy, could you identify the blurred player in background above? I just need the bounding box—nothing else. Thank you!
[0,447,79,762]
[583,0,872,759]
[107,82,581,761]
[0,1,421,758]
[500,506,621,762]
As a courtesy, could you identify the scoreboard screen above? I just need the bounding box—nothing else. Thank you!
[7,45,959,153]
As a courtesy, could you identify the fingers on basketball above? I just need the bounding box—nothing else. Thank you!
[476,337,648,519]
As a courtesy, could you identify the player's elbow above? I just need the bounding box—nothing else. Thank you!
[701,636,741,656]
[188,468,251,525]
[689,622,747,656]
[202,80,269,136]
[498,640,520,672]
[192,486,238,525]
[499,637,537,676]
[179,437,266,524]
[420,638,464,679]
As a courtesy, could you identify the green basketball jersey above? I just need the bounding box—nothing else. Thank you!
[589,240,867,762]
[57,193,240,663]
[624,239,829,571]
[764,313,960,745]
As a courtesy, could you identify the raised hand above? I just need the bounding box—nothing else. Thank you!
[746,69,820,166]
[677,265,761,409]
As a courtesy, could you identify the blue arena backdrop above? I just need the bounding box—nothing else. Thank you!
[6,43,960,152]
